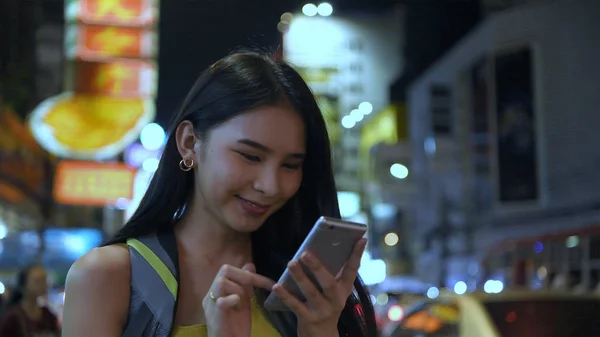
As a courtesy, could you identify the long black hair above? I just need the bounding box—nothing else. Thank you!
[107,51,378,337]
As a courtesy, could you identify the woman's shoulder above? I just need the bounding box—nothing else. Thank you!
[65,244,131,299]
[63,245,131,330]
[68,244,130,280]
[62,244,131,333]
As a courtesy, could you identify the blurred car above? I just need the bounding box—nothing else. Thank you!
[369,276,434,331]
[386,290,600,337]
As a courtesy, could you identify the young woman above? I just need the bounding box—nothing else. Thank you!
[0,265,60,337]
[62,51,378,337]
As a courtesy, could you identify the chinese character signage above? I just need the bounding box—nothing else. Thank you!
[54,161,135,206]
[29,0,160,160]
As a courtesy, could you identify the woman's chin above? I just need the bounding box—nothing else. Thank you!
[226,213,266,234]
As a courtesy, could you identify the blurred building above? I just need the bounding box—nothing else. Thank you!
[356,0,482,280]
[26,0,161,238]
[0,0,65,236]
[280,7,405,279]
[281,8,404,189]
[0,106,50,235]
[0,0,126,277]
[407,0,600,291]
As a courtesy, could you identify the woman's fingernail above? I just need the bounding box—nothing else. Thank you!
[302,252,315,265]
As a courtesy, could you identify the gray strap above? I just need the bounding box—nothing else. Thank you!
[123,233,179,337]
[129,246,176,328]
[122,301,153,337]
[136,234,177,276]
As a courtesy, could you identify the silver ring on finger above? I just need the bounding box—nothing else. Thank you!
[209,291,218,302]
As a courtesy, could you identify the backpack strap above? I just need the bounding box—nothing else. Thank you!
[127,238,178,298]
[122,227,180,337]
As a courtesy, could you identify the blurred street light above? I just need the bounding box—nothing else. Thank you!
[140,122,166,151]
[302,3,318,16]
[341,101,373,129]
[341,115,356,129]
[280,12,294,24]
[390,163,409,179]
[358,101,373,115]
[384,232,399,246]
[302,2,333,17]
[277,22,288,33]
[454,281,467,294]
[350,109,364,122]
[317,2,333,16]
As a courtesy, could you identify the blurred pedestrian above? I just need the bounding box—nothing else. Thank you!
[0,265,60,337]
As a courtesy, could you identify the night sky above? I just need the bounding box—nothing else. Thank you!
[154,0,395,127]
[155,0,305,127]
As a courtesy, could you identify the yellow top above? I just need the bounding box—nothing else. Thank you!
[172,297,281,337]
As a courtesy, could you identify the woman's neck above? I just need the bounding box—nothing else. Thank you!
[175,201,253,267]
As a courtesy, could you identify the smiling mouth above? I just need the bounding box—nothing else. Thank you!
[236,196,270,209]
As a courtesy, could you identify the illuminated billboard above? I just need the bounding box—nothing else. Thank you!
[54,160,135,206]
[29,0,160,160]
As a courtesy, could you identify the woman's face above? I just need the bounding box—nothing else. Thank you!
[178,105,306,233]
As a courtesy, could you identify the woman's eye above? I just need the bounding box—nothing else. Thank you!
[239,152,260,162]
[283,163,302,170]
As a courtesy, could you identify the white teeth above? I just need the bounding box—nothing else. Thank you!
[244,200,259,208]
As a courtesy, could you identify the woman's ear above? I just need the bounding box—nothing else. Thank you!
[175,121,197,161]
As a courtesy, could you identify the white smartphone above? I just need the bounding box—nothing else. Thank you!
[263,216,367,311]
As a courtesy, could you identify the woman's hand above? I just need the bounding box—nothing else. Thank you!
[272,238,368,337]
[203,263,275,337]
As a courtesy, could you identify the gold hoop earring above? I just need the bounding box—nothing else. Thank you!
[179,158,194,172]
